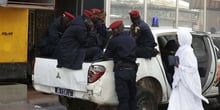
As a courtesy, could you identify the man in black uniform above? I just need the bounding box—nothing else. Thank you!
[56,10,99,69]
[104,20,138,110]
[37,11,75,58]
[90,8,108,49]
[83,9,103,62]
[129,9,158,59]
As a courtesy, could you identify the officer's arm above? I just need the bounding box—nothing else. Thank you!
[141,25,157,47]
[142,25,154,39]
[103,40,115,59]
[76,26,90,47]
[96,24,107,37]
[48,25,61,45]
[87,30,99,46]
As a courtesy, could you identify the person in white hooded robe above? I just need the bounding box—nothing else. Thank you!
[167,30,209,110]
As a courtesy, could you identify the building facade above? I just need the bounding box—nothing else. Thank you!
[106,0,220,33]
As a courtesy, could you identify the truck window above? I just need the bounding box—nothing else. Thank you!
[192,34,214,87]
[192,36,208,78]
[192,37,207,59]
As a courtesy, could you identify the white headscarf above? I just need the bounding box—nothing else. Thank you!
[177,30,192,47]
[173,29,209,103]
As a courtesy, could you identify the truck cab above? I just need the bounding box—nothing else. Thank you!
[33,28,219,110]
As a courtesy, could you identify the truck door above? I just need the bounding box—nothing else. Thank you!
[191,32,217,93]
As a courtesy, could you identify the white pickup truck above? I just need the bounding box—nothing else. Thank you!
[33,28,219,110]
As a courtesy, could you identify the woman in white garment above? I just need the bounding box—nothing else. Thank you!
[167,30,209,110]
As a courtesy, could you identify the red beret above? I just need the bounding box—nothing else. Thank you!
[129,10,140,17]
[83,9,94,18]
[109,20,123,29]
[63,11,75,20]
[91,8,102,14]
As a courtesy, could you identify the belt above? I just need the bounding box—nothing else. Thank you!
[115,61,137,70]
[119,67,137,70]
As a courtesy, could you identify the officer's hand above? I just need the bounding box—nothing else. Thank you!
[58,32,63,37]
[175,56,179,67]
[85,19,94,31]
[101,52,109,61]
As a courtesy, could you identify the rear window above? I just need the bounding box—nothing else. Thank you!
[192,37,207,59]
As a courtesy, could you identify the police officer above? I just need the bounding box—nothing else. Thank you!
[90,8,108,49]
[104,20,138,110]
[83,9,103,61]
[56,10,99,69]
[37,11,75,58]
[129,9,158,59]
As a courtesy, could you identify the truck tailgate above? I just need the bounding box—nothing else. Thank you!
[33,57,91,92]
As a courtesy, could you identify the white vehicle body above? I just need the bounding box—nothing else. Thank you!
[33,28,219,109]
[207,34,220,99]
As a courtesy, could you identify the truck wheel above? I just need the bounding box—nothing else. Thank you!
[65,98,97,110]
[217,95,220,104]
[136,89,158,110]
[58,96,68,107]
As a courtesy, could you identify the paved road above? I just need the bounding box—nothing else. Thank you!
[0,99,219,110]
[0,86,219,110]
[0,102,66,110]
[0,86,66,110]
[33,102,66,110]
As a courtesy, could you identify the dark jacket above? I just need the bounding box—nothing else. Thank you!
[37,16,64,58]
[95,22,108,49]
[105,32,137,71]
[136,20,157,48]
[57,16,90,70]
[131,20,158,58]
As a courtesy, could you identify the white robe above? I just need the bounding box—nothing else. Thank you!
[167,30,209,110]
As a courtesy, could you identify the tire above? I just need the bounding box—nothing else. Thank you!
[63,97,97,110]
[136,89,158,110]
[217,95,220,104]
[58,96,68,106]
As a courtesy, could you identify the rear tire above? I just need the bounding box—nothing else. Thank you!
[136,89,158,110]
[58,96,68,107]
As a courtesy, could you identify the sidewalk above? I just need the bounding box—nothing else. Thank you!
[0,86,66,110]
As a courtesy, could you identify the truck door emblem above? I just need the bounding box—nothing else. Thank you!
[56,72,61,79]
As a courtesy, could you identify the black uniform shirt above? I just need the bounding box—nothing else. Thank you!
[133,20,157,48]
[106,32,136,64]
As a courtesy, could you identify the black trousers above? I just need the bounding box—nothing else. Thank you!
[114,69,137,110]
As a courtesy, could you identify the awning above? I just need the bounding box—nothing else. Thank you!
[190,0,220,10]
[0,0,55,10]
